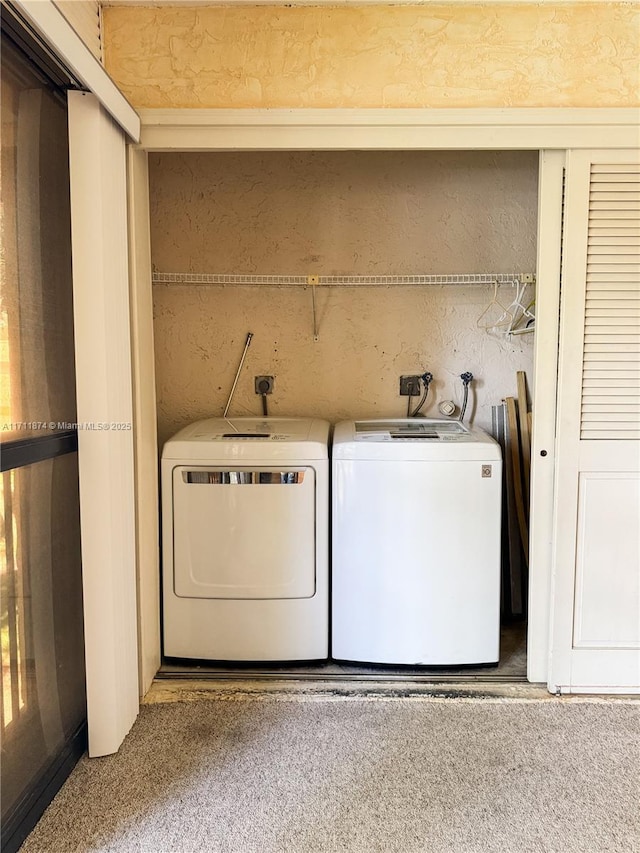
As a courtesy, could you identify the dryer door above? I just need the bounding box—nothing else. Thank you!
[172,466,316,599]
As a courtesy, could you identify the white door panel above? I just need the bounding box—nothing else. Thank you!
[172,466,316,599]
[68,93,139,754]
[551,148,640,694]
[573,472,640,649]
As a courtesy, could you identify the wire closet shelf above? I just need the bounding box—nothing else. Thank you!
[152,272,535,288]
[152,271,536,340]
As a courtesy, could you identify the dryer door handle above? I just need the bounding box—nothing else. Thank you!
[182,470,306,484]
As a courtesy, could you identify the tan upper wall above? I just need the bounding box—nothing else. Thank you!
[102,3,640,109]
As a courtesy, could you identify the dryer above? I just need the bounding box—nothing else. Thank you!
[162,417,329,661]
[332,418,502,666]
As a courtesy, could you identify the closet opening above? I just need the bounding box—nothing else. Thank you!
[148,149,538,684]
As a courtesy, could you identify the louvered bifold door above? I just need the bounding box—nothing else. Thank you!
[551,149,640,695]
[582,164,640,439]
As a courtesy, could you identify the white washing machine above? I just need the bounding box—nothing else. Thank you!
[162,417,329,661]
[332,418,502,666]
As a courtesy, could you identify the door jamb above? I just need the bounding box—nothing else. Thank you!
[528,150,565,683]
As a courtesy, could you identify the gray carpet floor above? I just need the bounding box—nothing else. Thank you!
[20,695,640,853]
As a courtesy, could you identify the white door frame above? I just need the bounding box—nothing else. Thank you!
[528,149,566,683]
[137,107,639,151]
[131,106,639,691]
[127,147,161,696]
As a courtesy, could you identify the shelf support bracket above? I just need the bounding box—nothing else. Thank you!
[308,275,319,341]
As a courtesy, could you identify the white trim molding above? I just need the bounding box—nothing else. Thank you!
[138,107,640,152]
[10,0,139,141]
[127,147,161,699]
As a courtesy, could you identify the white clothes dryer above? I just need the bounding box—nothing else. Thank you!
[332,418,502,666]
[162,417,330,661]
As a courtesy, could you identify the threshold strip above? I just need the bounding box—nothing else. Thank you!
[157,670,528,684]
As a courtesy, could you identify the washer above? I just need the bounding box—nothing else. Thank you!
[332,418,502,666]
[162,417,329,661]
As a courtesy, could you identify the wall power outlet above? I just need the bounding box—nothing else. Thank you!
[399,375,421,396]
[255,376,274,395]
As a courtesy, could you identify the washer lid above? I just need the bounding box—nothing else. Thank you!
[162,417,330,461]
[333,419,501,461]
[354,420,470,441]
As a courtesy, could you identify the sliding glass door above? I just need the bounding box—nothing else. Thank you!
[1,27,86,853]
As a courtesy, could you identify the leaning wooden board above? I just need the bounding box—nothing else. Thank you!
[506,395,529,566]
[517,370,531,508]
[492,403,525,616]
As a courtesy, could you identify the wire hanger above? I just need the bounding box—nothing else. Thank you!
[476,281,514,331]
[506,280,536,336]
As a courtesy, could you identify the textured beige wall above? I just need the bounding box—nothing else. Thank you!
[150,151,537,446]
[103,4,640,109]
